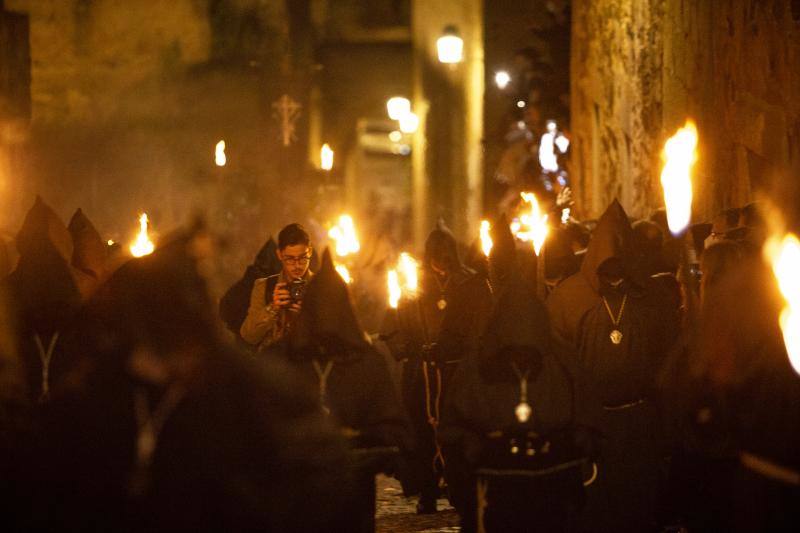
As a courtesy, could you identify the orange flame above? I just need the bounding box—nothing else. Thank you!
[328,214,360,257]
[388,270,401,309]
[514,192,549,255]
[765,233,800,376]
[660,120,698,235]
[480,220,493,257]
[130,214,155,258]
[335,264,353,284]
[398,252,419,294]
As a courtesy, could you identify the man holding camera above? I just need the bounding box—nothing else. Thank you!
[240,223,313,350]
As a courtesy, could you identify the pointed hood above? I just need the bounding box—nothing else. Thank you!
[288,249,368,359]
[580,199,636,291]
[252,236,282,276]
[84,224,217,355]
[68,208,107,279]
[7,197,81,336]
[424,220,462,273]
[488,213,517,288]
[481,277,551,360]
[15,196,73,263]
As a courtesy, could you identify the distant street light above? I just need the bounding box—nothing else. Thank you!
[320,143,334,171]
[516,100,526,108]
[494,71,511,89]
[437,25,463,64]
[399,112,419,134]
[387,97,411,120]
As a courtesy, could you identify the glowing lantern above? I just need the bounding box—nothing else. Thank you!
[388,270,402,309]
[130,214,155,258]
[494,71,511,89]
[107,239,115,246]
[765,233,800,376]
[215,140,226,167]
[387,97,411,120]
[335,264,353,284]
[437,26,463,64]
[660,120,698,236]
[328,215,360,257]
[480,220,493,257]
[320,143,334,171]
[514,192,549,255]
[399,112,419,134]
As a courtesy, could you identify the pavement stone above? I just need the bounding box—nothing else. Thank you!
[375,475,460,532]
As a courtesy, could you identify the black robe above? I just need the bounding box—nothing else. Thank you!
[442,280,602,532]
[267,250,411,532]
[546,200,680,532]
[386,265,493,500]
[26,233,354,532]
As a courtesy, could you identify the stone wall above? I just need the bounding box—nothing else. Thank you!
[571,0,800,225]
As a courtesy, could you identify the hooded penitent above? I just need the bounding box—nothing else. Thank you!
[441,278,602,531]
[33,229,355,532]
[3,197,83,403]
[488,213,517,296]
[274,249,409,448]
[546,199,681,532]
[384,223,493,510]
[219,236,281,337]
[67,208,110,298]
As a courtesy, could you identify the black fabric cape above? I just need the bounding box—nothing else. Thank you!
[441,279,602,530]
[23,233,355,532]
[545,200,681,532]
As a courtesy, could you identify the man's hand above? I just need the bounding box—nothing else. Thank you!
[289,301,302,314]
[273,282,291,308]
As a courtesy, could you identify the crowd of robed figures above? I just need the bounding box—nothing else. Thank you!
[0,192,798,532]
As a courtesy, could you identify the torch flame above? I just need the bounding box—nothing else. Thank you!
[388,270,402,309]
[130,213,155,258]
[328,214,360,257]
[335,264,353,284]
[480,220,493,257]
[765,233,800,376]
[215,140,226,167]
[660,120,698,236]
[514,192,549,255]
[398,252,419,294]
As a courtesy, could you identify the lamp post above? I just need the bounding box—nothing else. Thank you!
[437,25,463,64]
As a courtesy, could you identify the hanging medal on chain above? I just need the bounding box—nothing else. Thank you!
[602,294,628,345]
[435,274,450,311]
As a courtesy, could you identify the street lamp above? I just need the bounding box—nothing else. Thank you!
[494,71,511,89]
[387,97,411,120]
[399,112,419,134]
[437,25,463,64]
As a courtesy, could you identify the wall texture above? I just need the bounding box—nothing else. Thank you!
[571,0,800,224]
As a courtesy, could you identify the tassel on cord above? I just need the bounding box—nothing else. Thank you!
[33,331,60,403]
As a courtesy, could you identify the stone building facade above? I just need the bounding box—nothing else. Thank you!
[571,0,800,225]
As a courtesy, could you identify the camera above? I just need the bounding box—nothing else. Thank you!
[288,279,307,303]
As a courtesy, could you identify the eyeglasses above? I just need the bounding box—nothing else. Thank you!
[282,254,311,266]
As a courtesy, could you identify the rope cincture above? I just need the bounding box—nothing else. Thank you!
[422,360,446,479]
[33,331,60,403]
[312,359,335,415]
[130,384,186,496]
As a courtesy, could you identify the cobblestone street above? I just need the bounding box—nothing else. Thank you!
[375,475,460,533]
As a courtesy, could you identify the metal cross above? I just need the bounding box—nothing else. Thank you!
[271,94,302,147]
